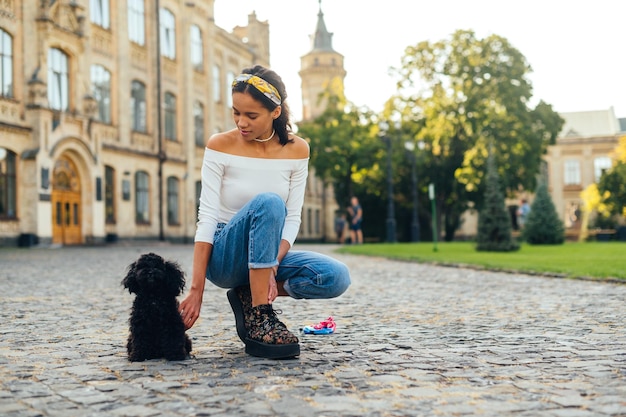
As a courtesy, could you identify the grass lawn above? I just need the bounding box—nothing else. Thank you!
[336,241,626,281]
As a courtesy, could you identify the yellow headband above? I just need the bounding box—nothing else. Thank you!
[232,74,282,106]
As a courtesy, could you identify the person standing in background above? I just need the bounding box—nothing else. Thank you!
[347,196,363,244]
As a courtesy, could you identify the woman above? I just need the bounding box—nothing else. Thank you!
[178,65,351,359]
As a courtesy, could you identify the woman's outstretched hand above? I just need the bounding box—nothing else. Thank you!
[179,290,203,330]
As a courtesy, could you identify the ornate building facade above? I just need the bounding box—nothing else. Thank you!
[0,0,333,246]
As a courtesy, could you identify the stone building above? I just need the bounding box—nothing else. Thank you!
[0,0,339,246]
[543,107,624,233]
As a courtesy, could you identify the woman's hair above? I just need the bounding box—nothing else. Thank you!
[232,65,294,145]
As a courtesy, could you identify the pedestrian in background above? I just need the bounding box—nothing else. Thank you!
[334,211,347,244]
[347,196,363,244]
[517,199,531,228]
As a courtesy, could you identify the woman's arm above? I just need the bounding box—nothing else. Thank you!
[179,241,212,329]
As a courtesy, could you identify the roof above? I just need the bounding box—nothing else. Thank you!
[558,107,621,138]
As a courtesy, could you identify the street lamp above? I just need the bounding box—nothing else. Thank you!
[378,121,396,243]
[404,140,425,242]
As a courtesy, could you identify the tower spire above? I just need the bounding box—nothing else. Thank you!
[311,0,334,51]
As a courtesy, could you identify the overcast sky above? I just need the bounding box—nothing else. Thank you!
[214,0,626,123]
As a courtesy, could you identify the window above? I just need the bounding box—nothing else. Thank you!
[564,160,581,185]
[212,64,221,102]
[135,171,149,223]
[167,176,179,225]
[90,0,110,29]
[128,0,145,45]
[159,8,176,59]
[48,48,69,111]
[594,157,612,182]
[194,101,204,147]
[91,65,111,123]
[164,92,177,140]
[190,25,203,70]
[226,71,235,107]
[1,29,13,98]
[105,166,115,224]
[0,148,16,219]
[130,80,147,132]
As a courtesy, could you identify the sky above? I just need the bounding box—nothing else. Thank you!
[214,0,626,123]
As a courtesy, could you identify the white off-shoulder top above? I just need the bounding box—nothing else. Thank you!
[194,148,309,246]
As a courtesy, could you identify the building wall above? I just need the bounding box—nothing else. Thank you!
[0,0,279,246]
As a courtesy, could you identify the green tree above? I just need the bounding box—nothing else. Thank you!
[476,153,519,252]
[297,94,380,211]
[392,30,563,240]
[523,181,565,244]
[597,162,626,221]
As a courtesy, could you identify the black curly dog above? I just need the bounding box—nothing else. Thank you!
[122,252,192,361]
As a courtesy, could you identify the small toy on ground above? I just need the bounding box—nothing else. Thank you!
[303,316,336,335]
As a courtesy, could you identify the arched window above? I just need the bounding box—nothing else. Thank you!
[0,147,16,219]
[130,80,147,132]
[190,25,203,70]
[194,101,205,147]
[135,171,150,223]
[159,8,176,59]
[48,48,69,111]
[91,65,111,123]
[164,92,177,140]
[90,0,110,29]
[212,64,221,103]
[167,176,179,225]
[226,71,235,107]
[0,29,13,98]
[128,0,145,45]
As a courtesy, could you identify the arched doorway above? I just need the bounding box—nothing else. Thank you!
[51,156,82,245]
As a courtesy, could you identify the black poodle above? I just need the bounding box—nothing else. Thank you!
[121,252,192,361]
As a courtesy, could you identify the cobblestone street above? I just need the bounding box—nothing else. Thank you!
[1,243,625,417]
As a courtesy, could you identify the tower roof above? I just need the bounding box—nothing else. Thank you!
[310,0,334,52]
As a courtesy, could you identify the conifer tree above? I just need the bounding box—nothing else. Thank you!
[476,154,520,252]
[523,181,565,244]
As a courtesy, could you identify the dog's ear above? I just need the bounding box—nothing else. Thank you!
[164,260,186,296]
[121,260,139,294]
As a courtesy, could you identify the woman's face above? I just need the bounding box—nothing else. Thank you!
[232,92,280,141]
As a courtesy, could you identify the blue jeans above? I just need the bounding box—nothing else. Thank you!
[207,193,351,299]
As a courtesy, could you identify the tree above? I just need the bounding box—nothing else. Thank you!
[392,30,563,240]
[476,153,519,251]
[297,92,380,211]
[523,181,565,244]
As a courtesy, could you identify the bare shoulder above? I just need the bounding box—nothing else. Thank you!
[287,135,310,159]
[206,129,238,152]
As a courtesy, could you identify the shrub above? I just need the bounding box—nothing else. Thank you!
[523,181,565,244]
[476,156,520,252]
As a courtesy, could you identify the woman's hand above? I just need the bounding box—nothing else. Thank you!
[268,266,279,304]
[178,290,203,330]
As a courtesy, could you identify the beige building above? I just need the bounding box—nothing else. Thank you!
[0,0,334,246]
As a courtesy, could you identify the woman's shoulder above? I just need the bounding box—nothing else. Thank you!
[206,129,238,152]
[287,134,310,159]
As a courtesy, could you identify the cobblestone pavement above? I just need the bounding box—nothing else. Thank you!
[1,243,625,417]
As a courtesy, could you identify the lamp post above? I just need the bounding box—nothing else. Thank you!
[378,121,396,243]
[404,141,425,242]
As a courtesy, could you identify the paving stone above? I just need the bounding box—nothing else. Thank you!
[1,243,625,416]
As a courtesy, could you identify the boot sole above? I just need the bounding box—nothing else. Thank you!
[244,338,300,359]
[226,288,247,343]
